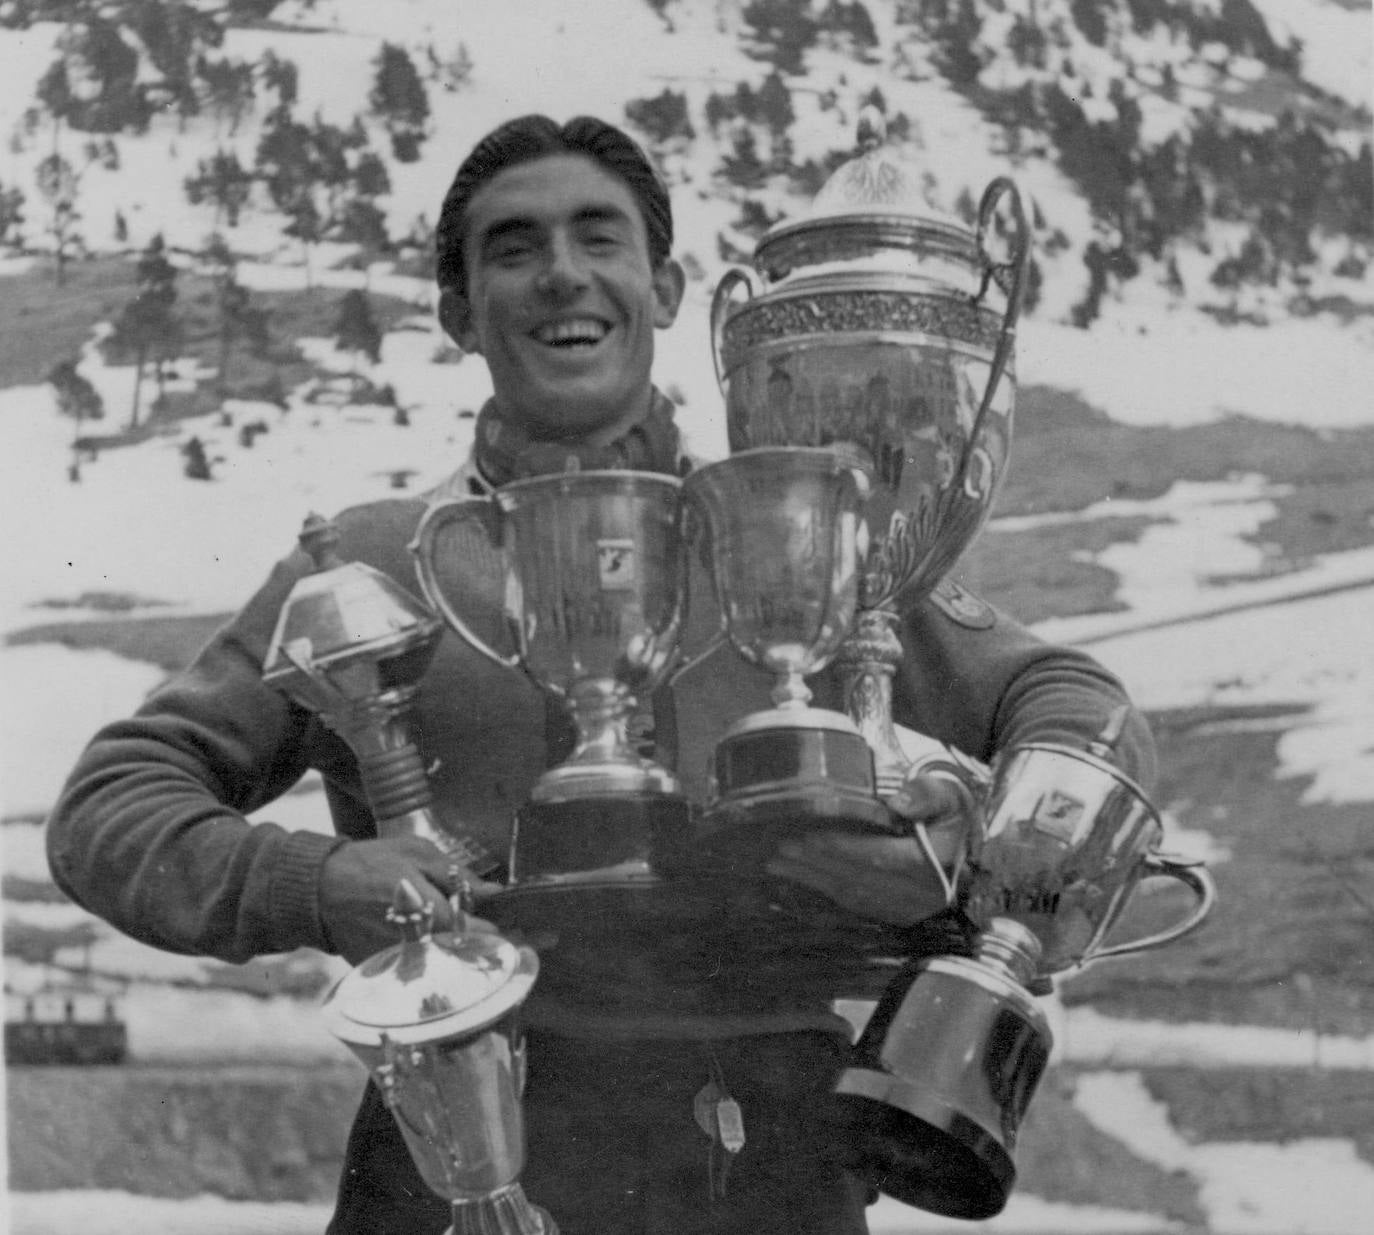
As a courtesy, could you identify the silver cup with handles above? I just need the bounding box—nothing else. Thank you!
[963,711,1217,973]
[410,470,692,894]
[835,708,1216,1219]
[680,445,890,858]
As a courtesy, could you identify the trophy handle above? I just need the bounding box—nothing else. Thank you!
[953,176,1030,499]
[709,266,760,390]
[1091,853,1218,962]
[410,497,523,673]
[910,819,959,907]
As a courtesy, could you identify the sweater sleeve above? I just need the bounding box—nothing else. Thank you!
[45,551,348,964]
[891,590,1157,791]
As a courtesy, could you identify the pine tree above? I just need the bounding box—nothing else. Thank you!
[0,181,25,247]
[368,42,429,163]
[283,193,322,288]
[184,148,253,228]
[259,49,298,107]
[48,356,105,480]
[110,234,181,428]
[49,17,149,134]
[128,0,224,129]
[35,153,80,285]
[334,288,383,381]
[199,55,256,137]
[205,234,270,394]
[756,71,794,136]
[333,197,390,258]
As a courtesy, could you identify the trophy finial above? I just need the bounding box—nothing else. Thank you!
[1086,704,1131,760]
[298,512,344,572]
[856,105,886,152]
[387,878,435,941]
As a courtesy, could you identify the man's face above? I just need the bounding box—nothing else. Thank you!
[442,153,685,441]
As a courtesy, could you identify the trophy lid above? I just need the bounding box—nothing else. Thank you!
[322,881,538,1049]
[753,107,979,284]
[262,513,442,683]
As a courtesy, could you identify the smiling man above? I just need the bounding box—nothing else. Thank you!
[47,115,1155,1235]
[430,116,691,489]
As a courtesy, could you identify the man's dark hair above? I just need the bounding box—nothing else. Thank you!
[435,114,674,298]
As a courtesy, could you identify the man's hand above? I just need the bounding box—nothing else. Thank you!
[319,835,503,964]
[764,773,975,927]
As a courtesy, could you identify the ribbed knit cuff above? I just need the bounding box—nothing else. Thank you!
[270,828,350,953]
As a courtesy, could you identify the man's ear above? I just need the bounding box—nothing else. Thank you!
[651,259,687,329]
[438,288,481,354]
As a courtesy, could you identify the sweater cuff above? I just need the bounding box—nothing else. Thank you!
[270,828,349,953]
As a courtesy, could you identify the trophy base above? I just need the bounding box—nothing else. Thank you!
[492,795,695,932]
[449,1183,558,1234]
[690,719,892,875]
[831,944,1052,1219]
[831,1066,1015,1221]
[529,757,682,803]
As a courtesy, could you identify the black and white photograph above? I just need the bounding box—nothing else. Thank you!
[2,1,1372,1232]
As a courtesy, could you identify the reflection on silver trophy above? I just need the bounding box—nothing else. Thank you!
[323,881,556,1235]
[682,445,888,846]
[964,709,1217,972]
[835,709,1217,1219]
[410,470,693,893]
[709,107,1030,802]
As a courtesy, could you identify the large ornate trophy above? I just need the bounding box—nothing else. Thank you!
[681,445,889,844]
[410,471,693,896]
[834,708,1217,1218]
[323,880,556,1235]
[710,107,1029,801]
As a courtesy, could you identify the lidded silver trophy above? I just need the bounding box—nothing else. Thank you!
[323,880,555,1235]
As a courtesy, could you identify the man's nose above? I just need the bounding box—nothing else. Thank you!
[537,236,589,298]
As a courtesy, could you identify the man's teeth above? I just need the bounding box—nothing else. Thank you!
[536,320,608,346]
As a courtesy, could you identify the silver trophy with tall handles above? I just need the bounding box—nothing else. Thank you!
[710,106,1029,806]
[410,470,694,901]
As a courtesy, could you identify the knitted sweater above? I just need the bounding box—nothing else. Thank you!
[46,479,1154,1040]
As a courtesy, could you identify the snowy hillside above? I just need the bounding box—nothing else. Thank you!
[0,0,1368,327]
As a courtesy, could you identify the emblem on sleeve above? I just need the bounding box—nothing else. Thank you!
[931,578,996,629]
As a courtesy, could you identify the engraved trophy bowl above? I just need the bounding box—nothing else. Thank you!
[681,445,889,864]
[710,107,1030,803]
[322,880,556,1235]
[410,470,694,899]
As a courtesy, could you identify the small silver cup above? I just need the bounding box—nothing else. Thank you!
[964,714,1217,973]
[681,446,889,846]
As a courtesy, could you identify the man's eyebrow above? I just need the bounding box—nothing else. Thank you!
[476,203,635,250]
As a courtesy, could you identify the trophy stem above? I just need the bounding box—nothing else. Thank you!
[834,606,909,799]
[565,679,637,769]
[770,665,813,710]
[974,918,1044,988]
[450,1184,559,1235]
